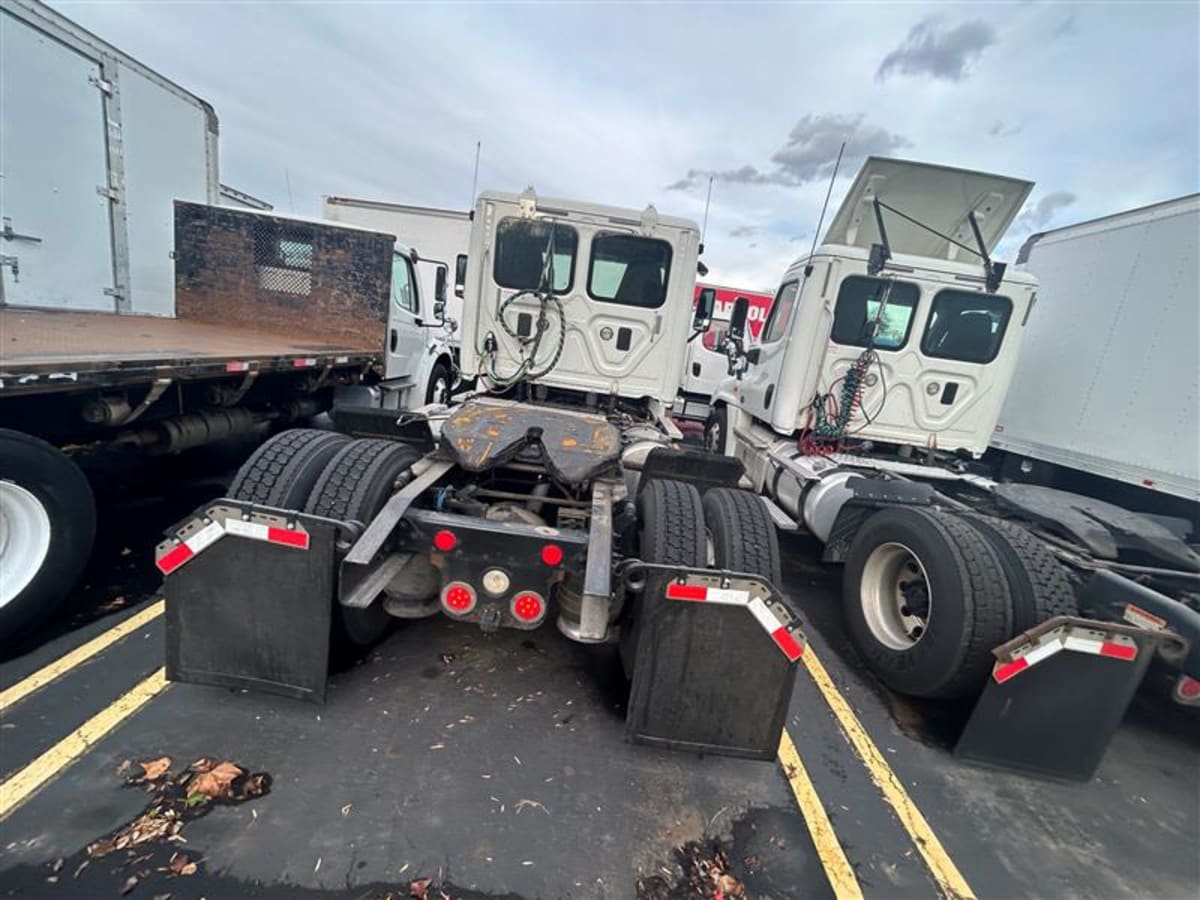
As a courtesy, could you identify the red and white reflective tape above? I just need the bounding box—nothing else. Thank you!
[224,517,310,549]
[156,520,225,575]
[665,581,804,662]
[156,516,309,575]
[292,358,317,368]
[993,630,1138,684]
[225,361,252,373]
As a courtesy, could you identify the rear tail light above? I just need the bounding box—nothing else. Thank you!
[510,591,546,624]
[441,581,477,615]
[540,543,564,566]
[433,529,458,552]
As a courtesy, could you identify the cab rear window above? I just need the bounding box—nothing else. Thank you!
[921,290,1012,363]
[587,234,672,308]
[493,218,577,294]
[831,276,919,350]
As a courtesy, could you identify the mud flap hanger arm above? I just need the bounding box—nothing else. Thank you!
[868,197,1007,293]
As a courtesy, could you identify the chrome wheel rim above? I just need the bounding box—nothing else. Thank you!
[0,481,53,607]
[860,542,931,650]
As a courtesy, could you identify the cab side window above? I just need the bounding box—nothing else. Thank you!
[392,254,417,313]
[762,281,799,343]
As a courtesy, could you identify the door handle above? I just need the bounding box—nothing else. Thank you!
[2,218,42,244]
[389,329,398,352]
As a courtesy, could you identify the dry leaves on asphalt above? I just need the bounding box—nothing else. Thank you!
[130,757,171,785]
[636,842,747,900]
[186,760,244,800]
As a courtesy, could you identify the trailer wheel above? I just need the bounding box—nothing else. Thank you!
[620,479,707,677]
[702,487,782,586]
[227,429,349,509]
[0,430,97,639]
[958,514,1078,631]
[843,507,1013,699]
[306,439,421,649]
[426,361,453,405]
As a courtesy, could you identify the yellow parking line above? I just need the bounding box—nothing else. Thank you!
[0,602,164,715]
[801,647,976,900]
[0,600,165,713]
[0,668,168,820]
[778,728,864,900]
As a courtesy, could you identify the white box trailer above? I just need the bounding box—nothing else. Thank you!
[324,197,471,342]
[0,0,218,316]
[997,195,1200,503]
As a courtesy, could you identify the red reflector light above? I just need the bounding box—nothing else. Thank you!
[540,544,563,566]
[441,582,476,614]
[433,530,457,552]
[510,591,545,624]
[1177,674,1200,700]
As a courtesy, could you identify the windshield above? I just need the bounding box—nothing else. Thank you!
[493,218,577,294]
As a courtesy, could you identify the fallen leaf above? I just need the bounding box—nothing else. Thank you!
[50,858,64,873]
[188,757,219,774]
[187,761,243,799]
[409,877,432,899]
[138,757,172,782]
[168,853,197,877]
[153,894,173,900]
[341,803,353,816]
[121,874,139,895]
[241,773,269,798]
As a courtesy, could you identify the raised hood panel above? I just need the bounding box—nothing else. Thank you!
[823,157,1034,259]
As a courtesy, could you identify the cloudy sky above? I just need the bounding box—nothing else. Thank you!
[53,1,1199,289]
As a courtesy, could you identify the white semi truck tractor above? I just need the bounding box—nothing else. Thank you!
[706,158,1200,705]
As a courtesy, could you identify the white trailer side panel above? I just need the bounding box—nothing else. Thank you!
[998,195,1200,500]
[324,198,470,334]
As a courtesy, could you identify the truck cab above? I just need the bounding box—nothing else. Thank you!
[385,244,458,405]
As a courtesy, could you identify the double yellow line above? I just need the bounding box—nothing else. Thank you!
[0,602,169,820]
[776,647,975,900]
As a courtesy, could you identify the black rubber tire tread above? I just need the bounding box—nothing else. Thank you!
[621,479,706,678]
[0,429,97,639]
[304,439,421,650]
[425,360,453,405]
[702,487,782,587]
[843,506,1013,699]
[958,513,1078,631]
[227,429,349,510]
[638,478,706,567]
[304,439,420,523]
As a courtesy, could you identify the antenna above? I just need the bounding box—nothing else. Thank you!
[469,141,481,208]
[701,174,714,242]
[805,141,844,265]
[284,168,295,214]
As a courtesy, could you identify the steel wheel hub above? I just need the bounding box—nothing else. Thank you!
[860,541,931,650]
[0,481,53,607]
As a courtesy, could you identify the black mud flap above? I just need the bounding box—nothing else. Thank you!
[954,616,1186,781]
[622,563,804,761]
[158,501,353,703]
[638,447,745,497]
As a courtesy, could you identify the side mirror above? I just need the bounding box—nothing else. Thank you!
[454,254,468,299]
[693,287,716,330]
[434,300,446,320]
[745,347,762,365]
[435,265,448,306]
[729,296,750,341]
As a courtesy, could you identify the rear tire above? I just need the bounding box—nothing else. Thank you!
[620,479,706,677]
[843,506,1013,699]
[958,513,1078,631]
[702,487,781,586]
[704,404,728,456]
[227,429,349,509]
[0,430,97,639]
[305,439,421,649]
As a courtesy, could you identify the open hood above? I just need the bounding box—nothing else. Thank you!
[823,157,1034,260]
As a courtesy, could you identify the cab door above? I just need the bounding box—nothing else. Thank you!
[385,253,428,380]
[737,280,799,420]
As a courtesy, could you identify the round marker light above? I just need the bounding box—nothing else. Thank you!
[510,591,546,624]
[433,529,457,552]
[441,581,476,614]
[481,568,511,596]
[540,543,564,566]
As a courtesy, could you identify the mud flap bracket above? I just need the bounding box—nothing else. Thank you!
[621,563,804,760]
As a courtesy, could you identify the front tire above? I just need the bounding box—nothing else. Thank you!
[843,507,1013,699]
[305,439,421,649]
[0,430,97,639]
[426,361,453,405]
